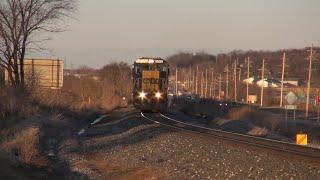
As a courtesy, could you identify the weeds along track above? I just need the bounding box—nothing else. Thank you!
[141,112,320,161]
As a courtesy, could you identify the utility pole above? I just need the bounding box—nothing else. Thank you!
[205,69,208,98]
[226,64,229,99]
[186,68,188,90]
[189,67,192,92]
[183,69,187,90]
[236,58,241,82]
[187,68,189,90]
[210,70,214,98]
[280,52,286,107]
[261,59,265,107]
[185,68,188,90]
[195,65,198,95]
[175,68,178,95]
[213,79,216,99]
[201,71,204,97]
[192,69,195,94]
[246,57,250,103]
[306,45,314,117]
[70,62,74,75]
[234,59,237,102]
[189,69,191,92]
[219,74,222,100]
[239,67,242,82]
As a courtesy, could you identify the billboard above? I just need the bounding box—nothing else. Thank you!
[5,59,64,89]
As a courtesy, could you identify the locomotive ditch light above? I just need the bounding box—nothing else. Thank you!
[139,91,147,99]
[155,92,162,99]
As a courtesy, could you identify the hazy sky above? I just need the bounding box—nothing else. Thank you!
[36,0,320,67]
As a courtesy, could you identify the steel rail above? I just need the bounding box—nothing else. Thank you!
[141,112,320,159]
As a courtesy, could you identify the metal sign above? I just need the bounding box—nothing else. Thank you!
[297,92,305,101]
[296,134,308,146]
[285,105,297,110]
[285,91,298,105]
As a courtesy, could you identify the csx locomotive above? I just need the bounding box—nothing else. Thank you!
[132,57,169,112]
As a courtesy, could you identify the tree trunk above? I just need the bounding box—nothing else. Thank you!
[11,43,20,86]
[5,60,15,86]
[19,58,24,86]
[7,66,14,86]
[19,37,28,87]
[13,57,20,86]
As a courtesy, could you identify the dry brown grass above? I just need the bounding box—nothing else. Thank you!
[1,126,48,167]
[1,62,132,121]
[227,107,259,120]
[0,87,38,120]
[30,75,129,112]
[247,126,268,136]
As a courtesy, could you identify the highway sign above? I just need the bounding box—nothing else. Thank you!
[285,105,297,110]
[297,92,305,101]
[285,91,298,105]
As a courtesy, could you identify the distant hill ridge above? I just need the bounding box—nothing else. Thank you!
[167,47,320,84]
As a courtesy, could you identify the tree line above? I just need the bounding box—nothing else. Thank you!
[167,47,320,85]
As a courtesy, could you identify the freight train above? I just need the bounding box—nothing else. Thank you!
[132,57,169,112]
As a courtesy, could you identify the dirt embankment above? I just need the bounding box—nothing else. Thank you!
[55,108,320,179]
[177,100,320,145]
[0,107,104,179]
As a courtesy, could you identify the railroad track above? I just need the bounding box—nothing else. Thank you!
[141,112,320,160]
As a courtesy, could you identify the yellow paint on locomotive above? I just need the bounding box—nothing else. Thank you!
[142,70,160,91]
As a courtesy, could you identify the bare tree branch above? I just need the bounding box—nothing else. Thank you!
[0,0,77,86]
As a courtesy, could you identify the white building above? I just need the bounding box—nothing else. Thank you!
[282,79,299,86]
[243,77,255,84]
[257,79,268,88]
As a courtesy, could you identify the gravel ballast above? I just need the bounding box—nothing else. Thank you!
[62,110,320,179]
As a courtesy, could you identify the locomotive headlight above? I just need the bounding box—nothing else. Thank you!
[155,92,162,99]
[139,91,147,99]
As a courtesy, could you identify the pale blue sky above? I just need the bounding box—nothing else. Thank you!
[35,0,320,68]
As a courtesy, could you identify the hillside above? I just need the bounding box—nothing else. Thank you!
[167,47,320,84]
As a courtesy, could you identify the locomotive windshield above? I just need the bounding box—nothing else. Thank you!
[134,63,168,75]
[133,61,169,91]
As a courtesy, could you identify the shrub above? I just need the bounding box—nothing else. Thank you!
[227,107,281,131]
[0,87,38,119]
[1,126,48,166]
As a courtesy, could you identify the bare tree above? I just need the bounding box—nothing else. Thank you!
[0,0,76,87]
[99,62,132,99]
